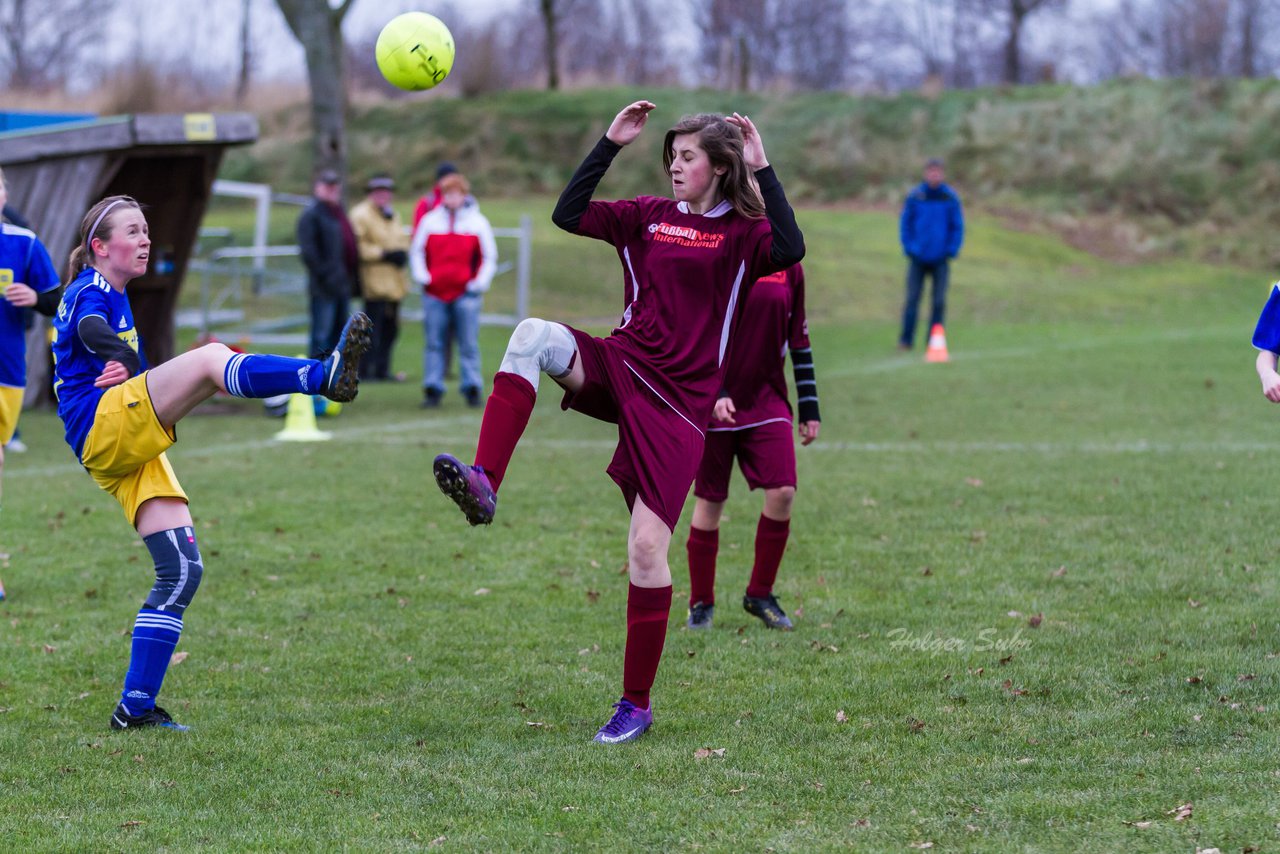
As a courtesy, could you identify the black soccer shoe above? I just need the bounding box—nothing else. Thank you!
[110,703,189,732]
[686,601,714,630]
[319,312,373,403]
[743,594,794,631]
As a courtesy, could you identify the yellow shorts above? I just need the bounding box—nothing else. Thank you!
[0,385,23,445]
[80,373,187,525]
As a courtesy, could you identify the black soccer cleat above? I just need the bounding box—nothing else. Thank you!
[320,312,373,403]
[686,601,714,630]
[110,703,189,732]
[743,593,794,631]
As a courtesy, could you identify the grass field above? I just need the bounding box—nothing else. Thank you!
[2,200,1278,852]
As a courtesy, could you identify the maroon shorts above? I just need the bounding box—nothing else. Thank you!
[559,327,704,532]
[694,419,797,503]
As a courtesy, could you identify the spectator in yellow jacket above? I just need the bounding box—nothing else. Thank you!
[349,174,410,381]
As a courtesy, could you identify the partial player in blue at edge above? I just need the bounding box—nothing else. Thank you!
[0,166,64,603]
[1252,282,1280,403]
[52,195,372,731]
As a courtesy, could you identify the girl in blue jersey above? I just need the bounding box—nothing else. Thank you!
[53,196,371,730]
[0,167,63,602]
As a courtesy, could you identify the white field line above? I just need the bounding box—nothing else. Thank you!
[14,322,1260,479]
[825,323,1247,378]
[18,416,1276,483]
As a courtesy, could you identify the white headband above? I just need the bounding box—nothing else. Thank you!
[86,199,127,254]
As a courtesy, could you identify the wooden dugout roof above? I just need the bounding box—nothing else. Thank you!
[0,113,258,367]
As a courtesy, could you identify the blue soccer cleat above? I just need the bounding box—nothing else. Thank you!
[319,312,373,403]
[593,698,653,744]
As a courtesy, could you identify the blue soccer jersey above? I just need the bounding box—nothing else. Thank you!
[52,268,146,459]
[1253,283,1280,354]
[0,222,60,387]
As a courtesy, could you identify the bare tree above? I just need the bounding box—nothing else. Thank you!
[0,0,112,89]
[894,0,952,79]
[784,0,853,90]
[539,0,562,90]
[996,0,1064,84]
[276,0,355,178]
[696,0,782,91]
[236,0,253,106]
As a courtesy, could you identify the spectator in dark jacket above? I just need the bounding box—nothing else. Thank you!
[898,158,964,350]
[297,169,359,359]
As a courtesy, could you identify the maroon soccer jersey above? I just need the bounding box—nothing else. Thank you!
[709,263,810,431]
[576,195,782,430]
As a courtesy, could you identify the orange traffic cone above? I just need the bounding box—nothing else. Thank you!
[924,324,949,363]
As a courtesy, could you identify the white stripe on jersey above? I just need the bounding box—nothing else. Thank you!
[620,247,639,329]
[622,361,704,437]
[718,261,747,367]
[707,416,792,433]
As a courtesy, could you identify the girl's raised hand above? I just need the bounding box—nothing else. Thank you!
[606,101,656,146]
[726,112,768,170]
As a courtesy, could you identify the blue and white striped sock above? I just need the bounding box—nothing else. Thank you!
[119,608,183,715]
[223,353,323,398]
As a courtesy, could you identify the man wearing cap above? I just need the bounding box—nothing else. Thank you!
[297,170,359,360]
[898,158,964,350]
[350,174,410,381]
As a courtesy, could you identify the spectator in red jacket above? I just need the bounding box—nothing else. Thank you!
[410,172,497,408]
[412,162,458,231]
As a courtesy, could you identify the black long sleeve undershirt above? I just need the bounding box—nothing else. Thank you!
[791,346,820,424]
[552,135,622,233]
[33,285,62,317]
[78,314,141,376]
[551,136,806,271]
[756,165,805,268]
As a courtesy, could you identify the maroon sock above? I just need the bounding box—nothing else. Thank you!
[745,515,790,599]
[686,526,719,607]
[622,583,672,710]
[474,372,536,492]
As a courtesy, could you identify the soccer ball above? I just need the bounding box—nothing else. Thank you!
[375,12,455,91]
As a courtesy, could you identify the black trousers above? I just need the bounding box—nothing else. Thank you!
[362,299,400,379]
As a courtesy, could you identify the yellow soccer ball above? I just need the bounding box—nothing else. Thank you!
[375,12,455,91]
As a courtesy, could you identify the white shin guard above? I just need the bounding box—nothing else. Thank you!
[498,318,577,390]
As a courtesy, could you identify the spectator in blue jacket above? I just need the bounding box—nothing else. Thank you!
[898,158,964,350]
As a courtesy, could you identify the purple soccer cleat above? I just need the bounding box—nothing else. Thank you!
[433,453,497,526]
[592,698,653,744]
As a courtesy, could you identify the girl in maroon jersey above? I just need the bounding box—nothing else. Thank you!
[433,100,805,743]
[685,262,821,633]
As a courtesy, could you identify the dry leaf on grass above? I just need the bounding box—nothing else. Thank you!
[836,710,848,723]
[909,842,934,850]
[1027,613,1043,628]
[1167,802,1193,821]
[170,651,189,665]
[693,747,726,759]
